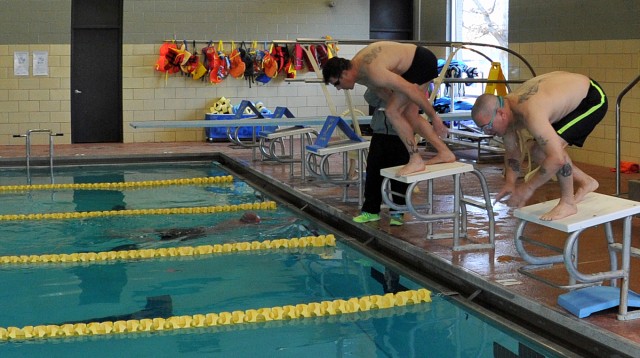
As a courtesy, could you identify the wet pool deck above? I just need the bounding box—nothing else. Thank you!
[1,140,640,357]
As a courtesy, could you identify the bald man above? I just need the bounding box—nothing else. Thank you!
[471,71,607,220]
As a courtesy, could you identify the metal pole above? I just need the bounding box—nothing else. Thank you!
[615,75,640,196]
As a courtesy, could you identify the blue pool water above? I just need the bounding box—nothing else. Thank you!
[0,162,565,357]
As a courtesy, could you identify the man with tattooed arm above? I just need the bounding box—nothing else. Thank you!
[471,71,607,220]
[323,41,455,176]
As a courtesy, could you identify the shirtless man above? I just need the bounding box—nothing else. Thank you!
[471,71,607,220]
[322,41,455,176]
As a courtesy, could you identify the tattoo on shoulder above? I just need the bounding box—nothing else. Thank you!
[518,82,539,103]
[508,159,520,173]
[362,46,382,65]
[557,163,572,177]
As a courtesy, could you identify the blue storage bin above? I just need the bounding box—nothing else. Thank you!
[205,100,288,142]
[204,113,278,142]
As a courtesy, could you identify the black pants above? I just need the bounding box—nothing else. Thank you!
[361,133,410,214]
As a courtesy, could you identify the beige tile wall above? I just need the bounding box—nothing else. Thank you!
[508,39,640,168]
[0,43,368,146]
[0,44,70,146]
[1,40,638,170]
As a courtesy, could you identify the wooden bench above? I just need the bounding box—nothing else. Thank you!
[514,192,640,319]
[380,162,495,251]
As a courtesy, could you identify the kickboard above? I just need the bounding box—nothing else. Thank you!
[558,286,640,318]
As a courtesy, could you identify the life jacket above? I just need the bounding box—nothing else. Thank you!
[229,42,245,79]
[294,43,304,70]
[202,43,222,84]
[240,42,255,87]
[314,44,329,68]
[155,42,180,74]
[217,40,230,81]
[270,45,288,75]
[325,35,338,59]
[263,44,278,78]
[175,41,196,75]
[285,58,296,79]
[190,52,208,80]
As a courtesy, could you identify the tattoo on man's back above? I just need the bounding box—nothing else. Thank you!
[518,82,539,103]
[362,46,382,65]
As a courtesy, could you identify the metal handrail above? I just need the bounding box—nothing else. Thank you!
[12,130,64,185]
[615,74,640,196]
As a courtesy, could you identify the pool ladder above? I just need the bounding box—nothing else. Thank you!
[12,129,64,185]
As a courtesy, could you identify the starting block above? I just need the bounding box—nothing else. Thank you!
[258,108,317,179]
[514,192,640,320]
[380,162,495,251]
[305,116,370,205]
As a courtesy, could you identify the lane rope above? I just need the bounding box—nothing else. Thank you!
[0,289,431,341]
[0,201,277,221]
[0,175,234,192]
[0,234,335,265]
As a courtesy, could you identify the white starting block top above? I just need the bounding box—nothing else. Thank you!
[380,162,475,184]
[307,140,370,156]
[514,192,640,232]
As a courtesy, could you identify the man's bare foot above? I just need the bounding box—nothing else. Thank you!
[574,177,599,203]
[396,155,426,176]
[539,202,577,221]
[425,150,456,165]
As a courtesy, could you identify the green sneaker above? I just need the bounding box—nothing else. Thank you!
[390,213,404,226]
[353,212,380,223]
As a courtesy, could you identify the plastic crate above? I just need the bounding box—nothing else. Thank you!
[204,113,278,142]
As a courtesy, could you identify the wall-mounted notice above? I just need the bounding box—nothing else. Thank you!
[33,51,49,76]
[14,51,29,76]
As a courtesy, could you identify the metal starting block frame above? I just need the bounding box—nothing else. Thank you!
[259,126,318,179]
[380,162,495,251]
[514,192,640,320]
[258,107,318,180]
[304,116,370,206]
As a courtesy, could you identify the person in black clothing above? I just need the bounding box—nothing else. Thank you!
[353,89,409,226]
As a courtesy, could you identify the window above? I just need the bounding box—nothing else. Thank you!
[449,0,509,97]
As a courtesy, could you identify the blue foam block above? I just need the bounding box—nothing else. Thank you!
[558,286,640,318]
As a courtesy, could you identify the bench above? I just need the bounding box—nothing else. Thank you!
[380,162,495,251]
[514,192,640,319]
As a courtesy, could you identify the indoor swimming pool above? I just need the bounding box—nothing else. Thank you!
[0,161,572,357]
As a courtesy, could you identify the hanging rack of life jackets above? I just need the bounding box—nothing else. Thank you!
[155,38,339,87]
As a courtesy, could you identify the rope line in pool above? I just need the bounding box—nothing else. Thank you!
[0,201,277,221]
[0,234,336,265]
[0,289,431,341]
[0,175,233,192]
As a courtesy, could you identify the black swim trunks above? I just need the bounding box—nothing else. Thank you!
[401,46,438,85]
[552,79,607,147]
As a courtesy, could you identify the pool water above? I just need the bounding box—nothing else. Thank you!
[0,162,564,357]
